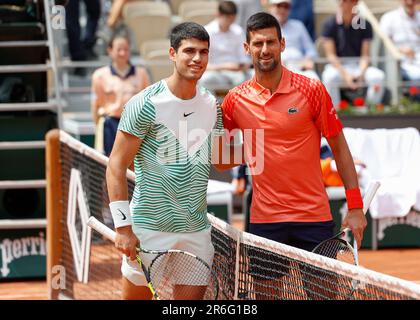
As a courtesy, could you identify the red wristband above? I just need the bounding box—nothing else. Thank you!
[345,188,363,210]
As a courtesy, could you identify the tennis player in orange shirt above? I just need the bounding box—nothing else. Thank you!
[216,12,366,252]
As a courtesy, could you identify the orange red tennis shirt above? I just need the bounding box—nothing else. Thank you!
[221,67,343,223]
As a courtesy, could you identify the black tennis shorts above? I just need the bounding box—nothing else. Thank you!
[247,220,335,280]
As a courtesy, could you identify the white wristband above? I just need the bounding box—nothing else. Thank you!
[109,200,132,228]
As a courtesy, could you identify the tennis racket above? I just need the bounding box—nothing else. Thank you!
[312,181,381,265]
[87,216,220,300]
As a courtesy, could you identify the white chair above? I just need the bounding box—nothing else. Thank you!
[122,1,171,20]
[168,0,196,15]
[183,9,216,26]
[144,55,173,83]
[140,39,170,59]
[179,1,218,22]
[122,2,172,50]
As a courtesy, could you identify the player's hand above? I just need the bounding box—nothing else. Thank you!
[115,226,139,260]
[232,178,246,195]
[301,58,314,71]
[399,47,415,59]
[341,208,367,249]
[343,72,359,90]
[354,73,365,85]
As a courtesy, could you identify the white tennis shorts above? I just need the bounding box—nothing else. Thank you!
[121,226,214,286]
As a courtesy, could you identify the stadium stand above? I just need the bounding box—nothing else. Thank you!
[178,1,219,20]
[140,39,170,59]
[51,0,417,111]
[169,0,196,15]
[1,0,420,292]
[122,1,172,50]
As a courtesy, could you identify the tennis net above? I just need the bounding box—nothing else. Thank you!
[46,129,420,300]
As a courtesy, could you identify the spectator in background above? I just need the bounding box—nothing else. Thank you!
[201,1,251,91]
[268,0,319,79]
[65,0,101,61]
[233,0,264,30]
[320,144,368,188]
[380,0,420,94]
[91,33,150,156]
[289,0,315,40]
[107,0,130,30]
[321,0,385,108]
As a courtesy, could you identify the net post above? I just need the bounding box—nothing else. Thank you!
[46,129,63,300]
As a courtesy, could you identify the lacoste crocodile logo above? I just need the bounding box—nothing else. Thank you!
[288,107,299,114]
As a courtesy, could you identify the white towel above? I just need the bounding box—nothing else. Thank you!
[207,179,235,195]
[343,127,420,219]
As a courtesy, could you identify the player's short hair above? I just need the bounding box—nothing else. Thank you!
[170,22,210,52]
[218,1,237,16]
[246,12,282,43]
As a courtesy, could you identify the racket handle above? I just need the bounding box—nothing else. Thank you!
[341,181,381,234]
[363,181,381,214]
[353,238,359,265]
[87,216,117,242]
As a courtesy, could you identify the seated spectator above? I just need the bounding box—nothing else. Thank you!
[233,0,264,30]
[107,0,129,30]
[289,0,315,41]
[320,145,367,188]
[91,33,150,156]
[380,0,420,98]
[268,0,319,79]
[200,1,251,91]
[321,0,385,108]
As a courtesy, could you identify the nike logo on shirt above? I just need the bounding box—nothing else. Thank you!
[184,112,194,117]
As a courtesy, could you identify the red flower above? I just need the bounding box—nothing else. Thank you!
[409,86,419,96]
[353,97,365,107]
[338,100,349,110]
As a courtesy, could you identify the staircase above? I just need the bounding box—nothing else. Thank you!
[0,0,62,279]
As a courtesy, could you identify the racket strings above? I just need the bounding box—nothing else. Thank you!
[313,239,356,265]
[148,252,219,300]
[307,239,359,299]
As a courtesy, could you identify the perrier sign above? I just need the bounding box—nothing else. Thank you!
[0,229,46,279]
